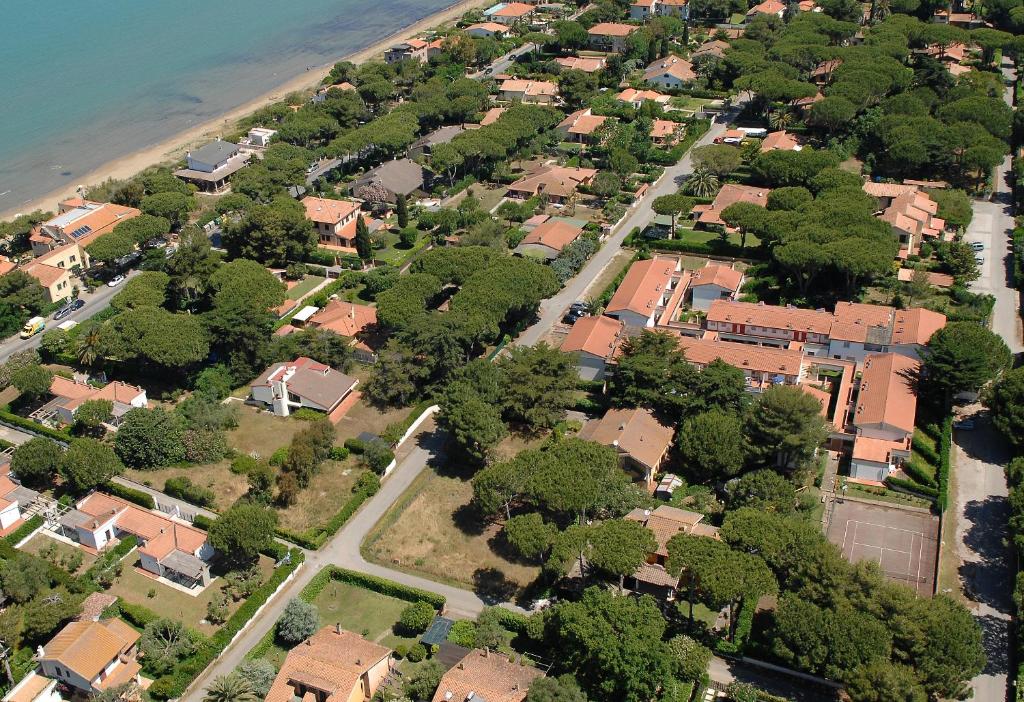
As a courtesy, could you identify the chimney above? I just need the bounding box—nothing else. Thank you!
[336,622,342,634]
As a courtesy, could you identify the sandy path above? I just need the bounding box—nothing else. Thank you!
[1,0,483,220]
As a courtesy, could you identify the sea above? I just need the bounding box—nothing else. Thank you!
[0,0,457,217]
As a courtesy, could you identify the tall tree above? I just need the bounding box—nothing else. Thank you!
[588,519,657,594]
[497,343,577,432]
[678,410,746,482]
[59,439,124,493]
[355,215,372,261]
[923,322,1012,407]
[208,504,278,566]
[745,385,827,472]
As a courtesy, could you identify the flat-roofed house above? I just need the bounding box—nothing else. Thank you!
[580,407,675,487]
[850,353,919,481]
[605,256,681,328]
[385,38,429,63]
[506,165,597,204]
[688,263,744,311]
[0,472,39,535]
[624,505,720,598]
[266,627,394,702]
[60,492,213,587]
[643,55,696,89]
[250,356,359,419]
[514,219,584,260]
[587,23,639,52]
[174,139,251,192]
[302,196,362,249]
[431,649,544,702]
[36,618,141,695]
[560,315,624,380]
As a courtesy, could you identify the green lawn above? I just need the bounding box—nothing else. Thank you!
[677,226,762,249]
[255,580,420,667]
[375,229,430,266]
[842,483,932,509]
[286,275,326,300]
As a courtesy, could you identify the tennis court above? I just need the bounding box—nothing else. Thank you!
[826,499,939,596]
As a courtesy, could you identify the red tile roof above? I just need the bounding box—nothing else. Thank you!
[606,257,677,317]
[854,353,919,435]
[561,315,623,358]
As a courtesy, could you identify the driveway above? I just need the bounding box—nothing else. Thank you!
[515,108,742,347]
[964,191,1021,355]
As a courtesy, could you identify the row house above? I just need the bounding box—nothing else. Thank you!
[629,0,689,19]
[587,23,639,53]
[849,353,920,482]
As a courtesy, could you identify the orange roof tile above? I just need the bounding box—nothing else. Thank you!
[431,649,543,702]
[588,22,639,37]
[507,165,596,198]
[760,131,801,152]
[520,219,583,252]
[606,257,677,317]
[554,56,606,72]
[307,299,378,338]
[561,315,623,358]
[579,407,675,471]
[644,55,696,83]
[692,184,770,226]
[891,307,945,346]
[267,628,392,702]
[480,107,506,126]
[625,505,716,557]
[854,353,919,434]
[830,301,894,343]
[862,181,918,199]
[690,263,742,291]
[677,335,804,377]
[707,300,833,335]
[494,2,534,16]
[41,619,139,682]
[21,261,67,288]
[852,435,908,463]
[558,109,609,136]
[302,197,360,225]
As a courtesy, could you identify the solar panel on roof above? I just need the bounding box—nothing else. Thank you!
[71,225,93,238]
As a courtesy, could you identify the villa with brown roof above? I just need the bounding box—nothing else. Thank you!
[616,88,671,108]
[21,258,74,304]
[267,627,394,702]
[878,189,946,256]
[35,376,148,429]
[605,256,681,328]
[555,56,607,73]
[587,23,639,52]
[506,165,597,204]
[556,109,609,143]
[861,181,919,209]
[498,79,559,104]
[561,315,624,380]
[849,353,920,482]
[759,131,802,153]
[59,492,213,587]
[303,299,381,362]
[431,649,544,702]
[691,39,730,60]
[465,22,509,38]
[651,119,683,146]
[490,2,536,25]
[31,199,141,256]
[303,196,362,249]
[746,0,786,18]
[251,356,359,420]
[36,618,141,695]
[514,219,584,260]
[580,407,675,488]
[643,55,696,89]
[624,506,720,597]
[690,184,771,228]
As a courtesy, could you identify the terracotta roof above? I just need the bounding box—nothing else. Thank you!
[625,505,716,558]
[829,301,894,343]
[616,88,669,104]
[499,79,558,97]
[677,335,804,378]
[891,307,946,346]
[862,181,918,199]
[41,619,139,682]
[759,131,800,152]
[579,407,675,471]
[588,22,639,37]
[692,39,729,59]
[747,0,785,14]
[555,56,606,72]
[644,55,696,83]
[561,315,623,358]
[307,299,377,339]
[21,261,67,288]
[76,492,208,560]
[466,22,508,33]
[897,268,954,288]
[49,376,144,411]
[852,435,908,464]
[651,119,681,140]
[633,561,680,588]
[0,257,15,277]
[302,197,360,225]
[692,184,770,226]
[267,628,392,702]
[519,219,583,252]
[431,649,543,702]
[690,263,742,291]
[494,2,535,16]
[558,109,608,136]
[606,257,677,317]
[707,300,833,335]
[854,353,919,435]
[507,165,596,198]
[42,201,140,249]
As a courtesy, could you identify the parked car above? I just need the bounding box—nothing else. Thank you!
[562,310,584,325]
[55,298,85,320]
[974,254,985,265]
[107,275,125,287]
[954,419,976,430]
[969,241,984,251]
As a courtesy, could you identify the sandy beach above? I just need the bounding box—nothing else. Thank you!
[0,0,484,221]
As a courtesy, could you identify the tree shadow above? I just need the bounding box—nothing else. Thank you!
[472,567,519,605]
[452,502,487,537]
[973,611,1010,677]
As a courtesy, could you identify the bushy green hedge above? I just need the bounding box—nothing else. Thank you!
[114,600,161,629]
[639,237,766,260]
[490,607,529,633]
[0,411,71,443]
[148,548,305,699]
[937,415,952,511]
[912,434,940,466]
[318,566,446,609]
[192,514,214,531]
[3,515,42,545]
[103,481,156,509]
[903,458,938,488]
[714,595,754,655]
[884,476,939,500]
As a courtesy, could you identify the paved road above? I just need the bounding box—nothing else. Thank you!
[950,58,1018,702]
[515,108,740,347]
[0,270,138,365]
[708,657,838,702]
[468,43,537,80]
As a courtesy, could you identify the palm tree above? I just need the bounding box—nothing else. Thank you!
[683,167,720,198]
[203,674,257,702]
[768,108,795,131]
[77,327,103,367]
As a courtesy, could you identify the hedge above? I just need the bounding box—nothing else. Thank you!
[884,476,940,500]
[192,514,214,531]
[911,434,940,466]
[490,607,529,633]
[318,566,446,609]
[903,457,938,488]
[714,595,754,655]
[148,548,305,699]
[638,237,767,260]
[81,535,139,586]
[0,411,71,443]
[937,415,952,511]
[103,481,156,509]
[3,515,42,545]
[275,477,377,549]
[113,600,162,629]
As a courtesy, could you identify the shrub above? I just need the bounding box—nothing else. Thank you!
[448,620,477,647]
[269,447,288,466]
[343,438,366,454]
[398,601,435,635]
[164,476,216,507]
[231,455,259,474]
[394,643,409,659]
[103,481,156,509]
[355,471,380,496]
[406,643,427,662]
[277,598,320,645]
[362,442,394,474]
[329,446,350,461]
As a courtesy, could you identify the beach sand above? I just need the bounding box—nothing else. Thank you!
[0,0,484,220]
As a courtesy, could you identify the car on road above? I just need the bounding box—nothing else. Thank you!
[484,67,493,74]
[107,275,125,288]
[969,241,985,251]
[974,254,985,265]
[954,419,976,430]
[54,298,86,320]
[562,310,586,325]
[569,301,588,313]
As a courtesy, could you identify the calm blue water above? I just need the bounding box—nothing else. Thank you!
[0,0,454,215]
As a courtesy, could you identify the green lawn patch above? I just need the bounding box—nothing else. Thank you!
[843,482,932,509]
[285,275,326,300]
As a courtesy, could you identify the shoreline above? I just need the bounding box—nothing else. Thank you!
[0,0,482,221]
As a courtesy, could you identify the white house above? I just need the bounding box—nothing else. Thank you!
[643,55,696,89]
[36,619,141,696]
[174,138,251,191]
[250,356,359,419]
[0,471,39,533]
[688,264,744,311]
[605,256,681,328]
[39,376,148,429]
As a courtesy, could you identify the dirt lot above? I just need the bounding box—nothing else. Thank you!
[826,498,939,596]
